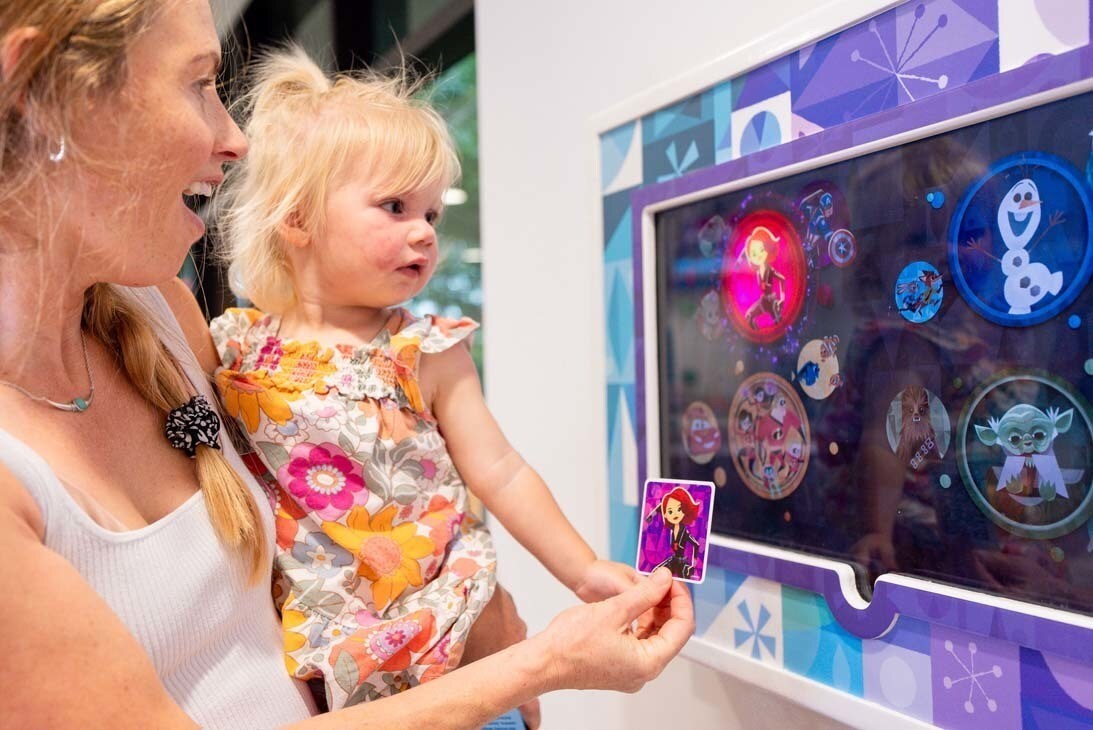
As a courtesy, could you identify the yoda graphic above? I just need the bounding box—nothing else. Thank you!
[975,404,1076,505]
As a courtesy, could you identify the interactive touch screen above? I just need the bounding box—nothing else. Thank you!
[655,90,1093,614]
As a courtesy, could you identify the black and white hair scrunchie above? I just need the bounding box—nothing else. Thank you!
[165,395,222,458]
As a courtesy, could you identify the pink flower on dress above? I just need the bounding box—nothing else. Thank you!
[256,336,284,371]
[279,442,367,520]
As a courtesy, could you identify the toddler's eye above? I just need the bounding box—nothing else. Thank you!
[380,199,405,215]
[425,210,440,225]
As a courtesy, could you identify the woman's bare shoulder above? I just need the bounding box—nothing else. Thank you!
[157,278,219,374]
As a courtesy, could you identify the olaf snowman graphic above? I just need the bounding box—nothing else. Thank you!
[966,178,1066,314]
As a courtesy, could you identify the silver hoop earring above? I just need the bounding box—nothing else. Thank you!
[47,136,66,163]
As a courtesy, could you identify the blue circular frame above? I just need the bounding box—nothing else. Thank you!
[947,151,1093,327]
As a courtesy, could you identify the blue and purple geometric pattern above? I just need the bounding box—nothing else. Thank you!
[601,1,1093,726]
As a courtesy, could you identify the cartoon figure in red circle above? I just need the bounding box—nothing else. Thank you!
[736,226,787,330]
[721,210,807,343]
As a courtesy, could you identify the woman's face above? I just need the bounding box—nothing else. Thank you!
[49,0,246,287]
[663,498,685,525]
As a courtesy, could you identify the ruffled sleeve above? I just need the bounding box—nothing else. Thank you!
[416,315,479,354]
[209,307,264,370]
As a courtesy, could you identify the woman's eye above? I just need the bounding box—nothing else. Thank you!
[380,200,405,215]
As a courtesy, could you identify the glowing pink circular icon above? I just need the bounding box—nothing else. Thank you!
[720,210,807,343]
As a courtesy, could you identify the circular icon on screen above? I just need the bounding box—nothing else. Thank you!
[828,229,857,267]
[795,336,842,400]
[720,211,807,343]
[728,373,810,499]
[885,385,951,471]
[696,289,727,341]
[681,401,721,464]
[956,371,1093,539]
[894,261,944,323]
[949,152,1093,327]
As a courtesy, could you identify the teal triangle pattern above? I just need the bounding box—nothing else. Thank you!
[604,205,633,263]
[600,122,636,191]
[608,268,633,374]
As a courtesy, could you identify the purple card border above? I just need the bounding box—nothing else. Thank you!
[636,479,716,584]
[629,46,1093,664]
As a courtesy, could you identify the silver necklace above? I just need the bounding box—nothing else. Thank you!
[0,329,94,412]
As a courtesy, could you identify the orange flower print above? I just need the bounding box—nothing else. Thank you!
[330,609,437,682]
[432,315,474,338]
[389,333,424,412]
[321,505,435,611]
[270,482,307,549]
[420,495,462,556]
[215,369,294,432]
[358,399,416,442]
[271,341,337,394]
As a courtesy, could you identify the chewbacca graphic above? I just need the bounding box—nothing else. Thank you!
[886,385,951,470]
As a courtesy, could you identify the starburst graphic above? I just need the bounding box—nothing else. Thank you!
[658,139,700,182]
[941,639,1002,714]
[733,600,776,660]
[850,4,949,112]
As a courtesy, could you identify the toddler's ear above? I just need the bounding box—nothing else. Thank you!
[278,212,310,248]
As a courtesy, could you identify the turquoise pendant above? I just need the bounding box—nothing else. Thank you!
[73,397,88,412]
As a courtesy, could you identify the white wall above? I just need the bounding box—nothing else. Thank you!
[475,2,887,728]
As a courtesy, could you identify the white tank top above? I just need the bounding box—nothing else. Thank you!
[0,286,316,728]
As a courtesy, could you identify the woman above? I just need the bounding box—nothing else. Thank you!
[0,1,693,727]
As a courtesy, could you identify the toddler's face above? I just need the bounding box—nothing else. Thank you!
[300,158,444,310]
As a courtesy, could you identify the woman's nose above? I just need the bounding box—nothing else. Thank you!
[217,107,249,161]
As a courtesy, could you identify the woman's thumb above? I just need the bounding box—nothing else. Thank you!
[615,568,672,622]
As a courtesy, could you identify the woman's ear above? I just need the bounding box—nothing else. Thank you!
[278,211,310,249]
[1,27,43,112]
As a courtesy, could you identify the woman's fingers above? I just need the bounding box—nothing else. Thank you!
[612,567,673,624]
[641,579,695,659]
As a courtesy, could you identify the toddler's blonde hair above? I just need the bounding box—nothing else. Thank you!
[217,45,460,313]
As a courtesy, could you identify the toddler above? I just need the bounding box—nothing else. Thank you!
[211,47,635,710]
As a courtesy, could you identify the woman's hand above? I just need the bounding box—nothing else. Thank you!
[537,567,694,693]
[574,558,640,602]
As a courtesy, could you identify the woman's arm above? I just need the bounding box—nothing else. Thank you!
[2,459,692,728]
[291,568,693,730]
[0,467,199,728]
[423,344,634,599]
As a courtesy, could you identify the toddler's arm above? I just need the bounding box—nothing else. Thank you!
[422,344,636,601]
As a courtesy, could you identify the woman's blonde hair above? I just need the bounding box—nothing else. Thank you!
[217,45,461,313]
[1,1,266,582]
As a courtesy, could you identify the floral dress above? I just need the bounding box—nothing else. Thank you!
[211,307,496,709]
